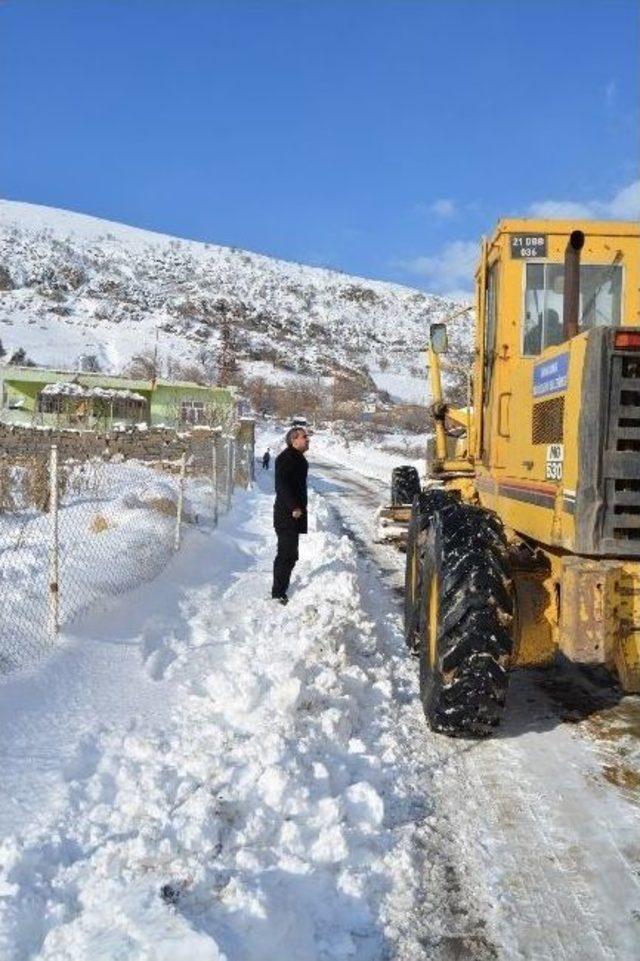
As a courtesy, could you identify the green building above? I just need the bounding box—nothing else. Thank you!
[0,366,237,431]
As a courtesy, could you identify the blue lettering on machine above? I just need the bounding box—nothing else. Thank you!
[533,353,569,398]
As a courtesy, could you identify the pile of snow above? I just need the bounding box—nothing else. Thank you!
[121,478,179,511]
[0,483,451,960]
[0,461,204,673]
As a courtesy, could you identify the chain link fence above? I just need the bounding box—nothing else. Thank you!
[0,431,253,675]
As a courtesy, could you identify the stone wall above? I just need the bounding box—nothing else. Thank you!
[0,422,255,480]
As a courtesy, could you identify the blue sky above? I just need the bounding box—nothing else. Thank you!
[1,0,638,296]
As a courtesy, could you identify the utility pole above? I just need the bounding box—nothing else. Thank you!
[151,327,159,389]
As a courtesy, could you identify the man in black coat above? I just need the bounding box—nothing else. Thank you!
[271,426,309,604]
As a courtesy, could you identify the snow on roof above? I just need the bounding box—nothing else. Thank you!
[1,366,233,394]
[40,382,146,402]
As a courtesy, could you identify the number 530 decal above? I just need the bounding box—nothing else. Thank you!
[545,444,563,481]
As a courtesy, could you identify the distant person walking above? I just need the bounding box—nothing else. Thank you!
[262,448,271,470]
[271,427,309,605]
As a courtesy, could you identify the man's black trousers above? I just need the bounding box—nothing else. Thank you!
[272,529,299,598]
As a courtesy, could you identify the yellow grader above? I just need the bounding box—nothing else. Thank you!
[402,219,640,735]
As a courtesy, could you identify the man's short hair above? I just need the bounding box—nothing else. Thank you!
[286,427,306,446]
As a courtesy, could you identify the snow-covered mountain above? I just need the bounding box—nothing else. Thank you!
[0,201,474,404]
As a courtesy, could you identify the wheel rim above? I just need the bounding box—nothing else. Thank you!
[428,573,439,668]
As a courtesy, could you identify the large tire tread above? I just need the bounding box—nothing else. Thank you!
[418,501,514,737]
[391,465,421,506]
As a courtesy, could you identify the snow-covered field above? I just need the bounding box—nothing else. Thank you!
[0,459,201,673]
[1,443,639,960]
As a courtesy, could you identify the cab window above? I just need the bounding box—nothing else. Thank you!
[522,263,622,356]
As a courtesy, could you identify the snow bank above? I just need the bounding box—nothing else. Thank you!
[0,483,431,960]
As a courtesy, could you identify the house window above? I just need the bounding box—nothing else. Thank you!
[523,263,622,356]
[111,397,146,420]
[37,393,63,414]
[180,400,206,425]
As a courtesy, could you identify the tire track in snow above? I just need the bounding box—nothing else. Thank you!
[311,470,504,960]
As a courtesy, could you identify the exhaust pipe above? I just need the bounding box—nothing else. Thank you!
[563,229,585,340]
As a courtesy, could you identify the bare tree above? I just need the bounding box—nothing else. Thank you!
[266,377,328,424]
[7,347,36,367]
[171,362,208,385]
[79,354,102,372]
[126,351,157,380]
[247,377,277,415]
[218,310,239,386]
[333,372,365,404]
[196,346,218,385]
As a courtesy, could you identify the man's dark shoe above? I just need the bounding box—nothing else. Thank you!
[271,594,289,606]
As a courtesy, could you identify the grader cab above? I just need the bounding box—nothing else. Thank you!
[404,219,640,735]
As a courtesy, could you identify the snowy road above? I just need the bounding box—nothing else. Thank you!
[311,453,640,961]
[0,457,639,959]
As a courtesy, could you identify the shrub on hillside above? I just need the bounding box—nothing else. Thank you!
[0,266,14,291]
[8,347,36,367]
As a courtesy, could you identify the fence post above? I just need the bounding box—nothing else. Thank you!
[175,451,187,550]
[49,444,59,636]
[226,436,234,512]
[244,443,252,490]
[211,435,219,527]
[220,437,227,511]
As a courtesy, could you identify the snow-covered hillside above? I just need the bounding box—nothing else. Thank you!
[0,201,474,403]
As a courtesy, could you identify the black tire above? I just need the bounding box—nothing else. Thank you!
[404,489,459,653]
[417,500,513,736]
[391,466,420,506]
[404,503,421,651]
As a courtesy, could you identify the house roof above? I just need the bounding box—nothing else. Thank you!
[1,365,151,391]
[0,365,234,395]
[153,379,235,393]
